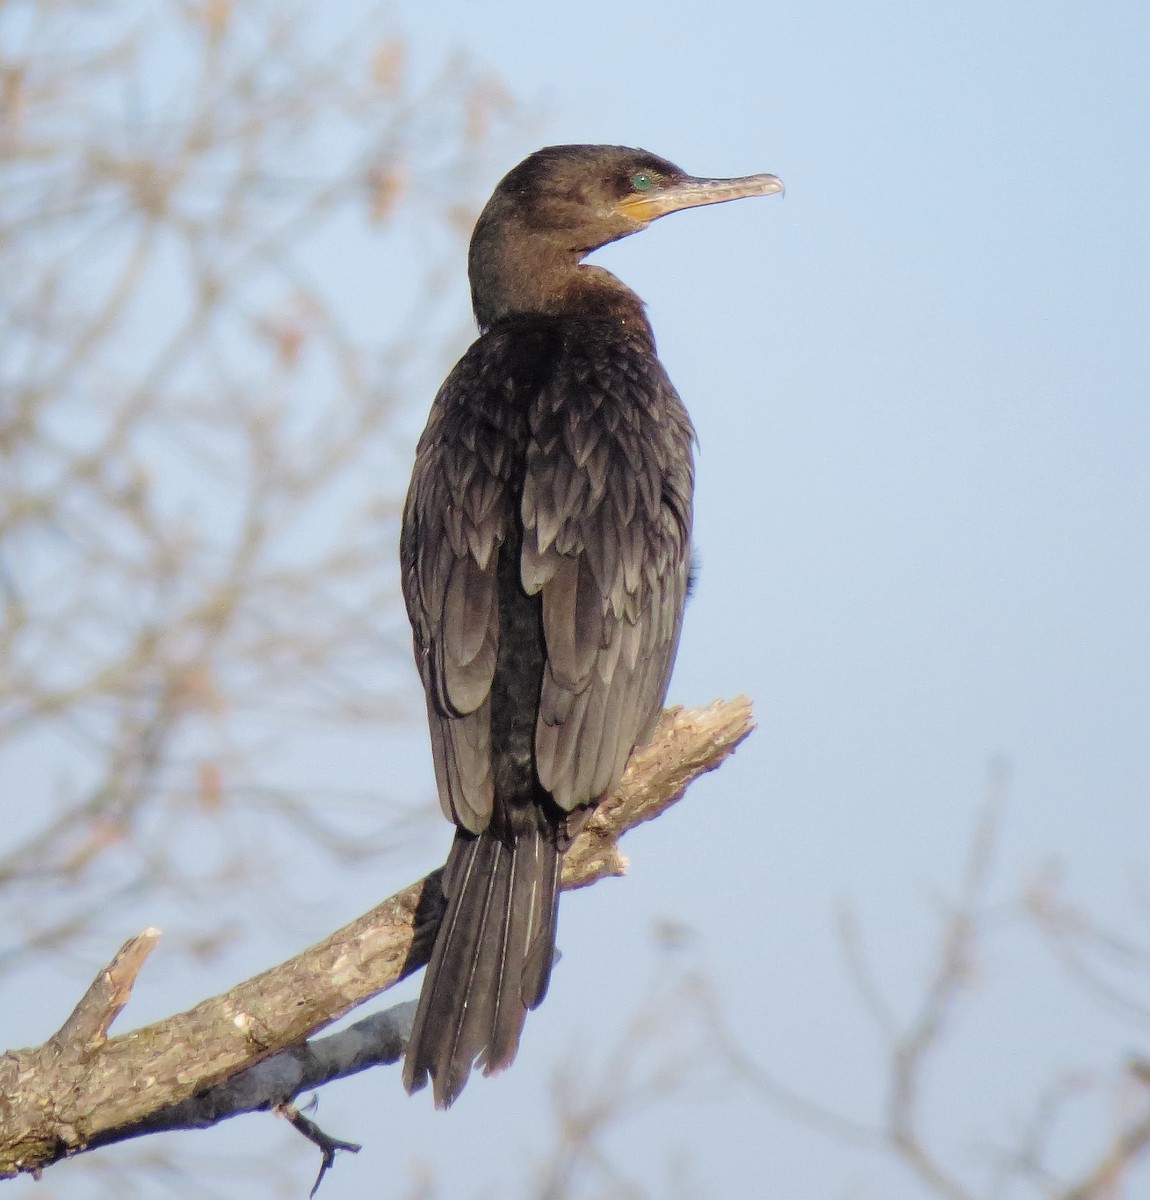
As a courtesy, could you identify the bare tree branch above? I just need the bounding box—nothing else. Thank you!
[79,1004,415,1154]
[50,928,163,1053]
[0,697,754,1180]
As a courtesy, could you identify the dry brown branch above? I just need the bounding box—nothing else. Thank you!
[1062,1103,1150,1200]
[50,928,162,1053]
[0,697,754,1180]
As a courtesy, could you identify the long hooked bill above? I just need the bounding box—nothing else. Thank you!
[618,172,785,223]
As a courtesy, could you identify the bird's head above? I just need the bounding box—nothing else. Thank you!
[468,144,783,326]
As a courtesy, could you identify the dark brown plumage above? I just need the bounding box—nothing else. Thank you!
[401,144,783,1107]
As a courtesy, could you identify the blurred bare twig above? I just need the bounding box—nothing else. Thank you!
[1027,865,1150,1032]
[0,0,516,977]
[668,770,1150,1200]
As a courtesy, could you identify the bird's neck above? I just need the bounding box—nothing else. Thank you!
[469,228,651,336]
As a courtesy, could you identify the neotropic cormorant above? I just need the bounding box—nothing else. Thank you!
[401,144,783,1107]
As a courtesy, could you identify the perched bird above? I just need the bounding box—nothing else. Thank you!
[401,144,783,1106]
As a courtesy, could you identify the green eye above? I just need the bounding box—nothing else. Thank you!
[630,171,654,192]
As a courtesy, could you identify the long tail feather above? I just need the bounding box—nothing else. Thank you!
[403,822,561,1107]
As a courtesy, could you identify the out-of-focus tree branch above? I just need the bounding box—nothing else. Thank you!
[0,0,516,980]
[683,772,1150,1200]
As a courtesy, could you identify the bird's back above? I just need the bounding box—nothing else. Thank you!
[401,312,694,831]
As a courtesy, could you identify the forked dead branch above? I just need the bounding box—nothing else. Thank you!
[0,698,754,1181]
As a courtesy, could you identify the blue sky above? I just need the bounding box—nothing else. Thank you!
[6,0,1149,1195]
